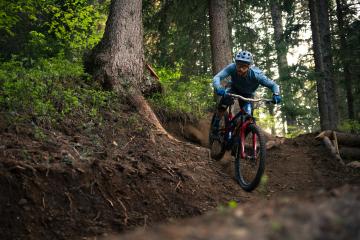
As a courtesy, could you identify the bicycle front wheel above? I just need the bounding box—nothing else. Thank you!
[208,112,228,161]
[235,124,266,192]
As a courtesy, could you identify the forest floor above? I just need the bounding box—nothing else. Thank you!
[0,104,359,240]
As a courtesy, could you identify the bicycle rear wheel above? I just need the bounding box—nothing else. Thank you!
[235,123,266,192]
[208,112,228,160]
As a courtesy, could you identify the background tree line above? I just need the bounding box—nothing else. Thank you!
[0,0,359,135]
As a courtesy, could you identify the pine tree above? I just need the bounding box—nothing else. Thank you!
[86,0,167,133]
[309,0,339,130]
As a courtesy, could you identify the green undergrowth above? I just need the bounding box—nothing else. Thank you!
[0,56,116,127]
[148,67,214,120]
[338,119,360,133]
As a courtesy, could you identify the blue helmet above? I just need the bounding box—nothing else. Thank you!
[235,50,253,64]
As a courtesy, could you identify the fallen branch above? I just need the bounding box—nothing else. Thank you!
[347,161,360,169]
[322,136,345,166]
[316,130,360,166]
[145,63,159,80]
[315,130,332,140]
[335,132,360,147]
[316,130,360,147]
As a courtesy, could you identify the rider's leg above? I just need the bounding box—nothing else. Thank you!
[239,100,253,119]
[243,102,252,116]
[213,109,225,131]
[213,95,234,132]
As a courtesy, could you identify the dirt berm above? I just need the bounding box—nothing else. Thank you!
[0,106,359,240]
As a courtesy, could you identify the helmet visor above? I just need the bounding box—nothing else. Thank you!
[235,60,251,65]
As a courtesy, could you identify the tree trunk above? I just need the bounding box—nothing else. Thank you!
[317,0,339,129]
[336,0,354,119]
[209,0,232,75]
[270,1,295,129]
[309,0,338,130]
[86,0,143,92]
[85,0,167,134]
[309,0,329,130]
[270,1,289,79]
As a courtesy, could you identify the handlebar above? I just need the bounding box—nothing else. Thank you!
[227,93,272,103]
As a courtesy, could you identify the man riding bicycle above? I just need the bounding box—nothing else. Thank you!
[212,50,282,132]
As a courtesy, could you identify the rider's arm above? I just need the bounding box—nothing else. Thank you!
[253,68,280,94]
[212,63,235,90]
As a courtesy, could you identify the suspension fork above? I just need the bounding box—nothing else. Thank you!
[240,119,255,159]
[225,106,234,135]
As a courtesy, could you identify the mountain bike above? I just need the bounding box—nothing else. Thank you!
[209,93,273,192]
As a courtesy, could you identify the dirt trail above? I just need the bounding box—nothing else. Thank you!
[0,109,359,240]
[166,117,359,199]
[110,118,360,240]
[111,185,360,240]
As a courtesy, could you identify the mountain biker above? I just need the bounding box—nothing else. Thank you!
[212,50,281,132]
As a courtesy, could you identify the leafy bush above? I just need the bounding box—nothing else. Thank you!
[149,67,214,118]
[0,0,108,61]
[285,126,305,138]
[0,56,114,125]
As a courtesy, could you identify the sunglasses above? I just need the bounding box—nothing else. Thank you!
[236,62,250,68]
[236,63,250,71]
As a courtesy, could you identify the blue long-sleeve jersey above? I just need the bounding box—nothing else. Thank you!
[213,63,280,96]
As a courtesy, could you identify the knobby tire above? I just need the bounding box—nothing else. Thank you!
[235,123,266,192]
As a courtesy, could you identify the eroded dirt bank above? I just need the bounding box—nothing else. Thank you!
[0,107,266,240]
[0,108,359,240]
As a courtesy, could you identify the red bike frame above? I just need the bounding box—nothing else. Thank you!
[226,107,256,160]
[240,118,256,159]
[223,93,270,160]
